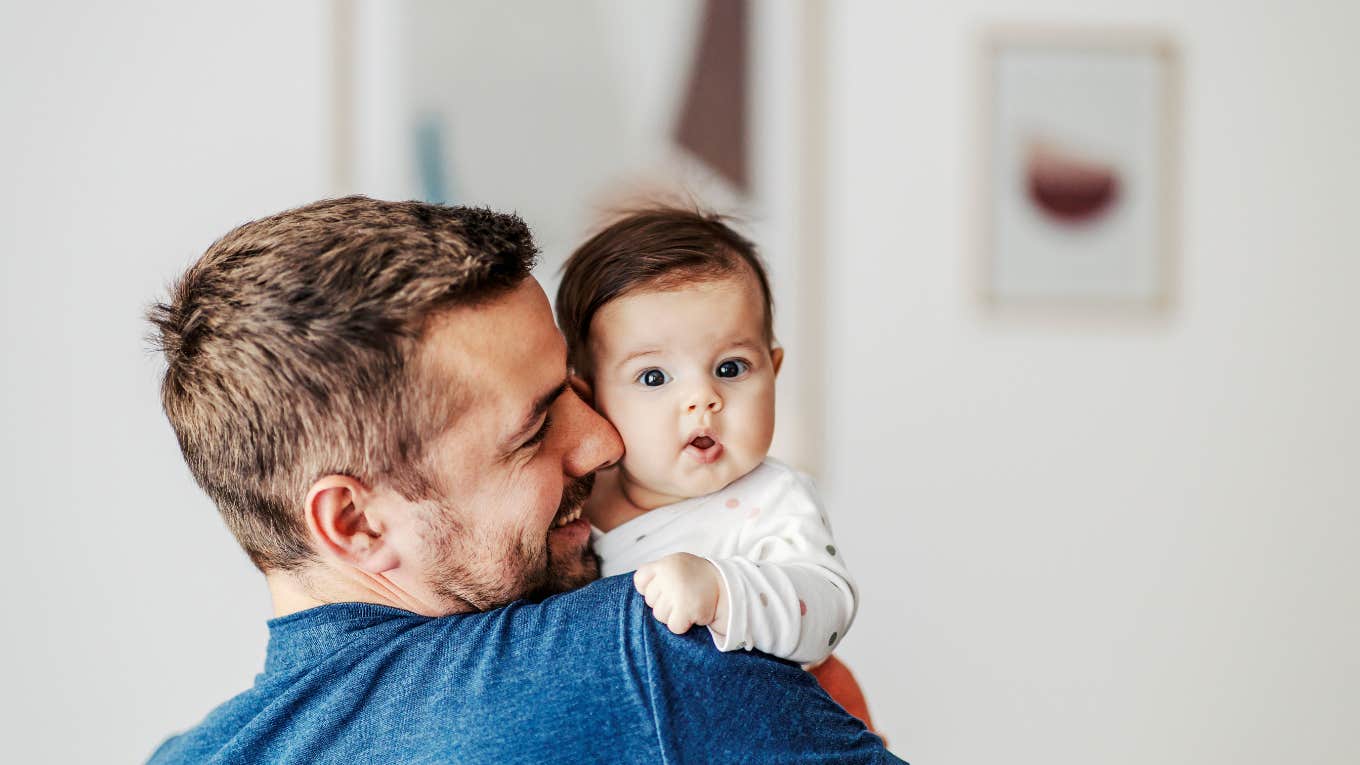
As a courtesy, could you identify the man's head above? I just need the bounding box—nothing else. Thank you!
[150,196,621,614]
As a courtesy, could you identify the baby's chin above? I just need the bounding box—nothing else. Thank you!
[625,454,762,504]
[674,472,736,499]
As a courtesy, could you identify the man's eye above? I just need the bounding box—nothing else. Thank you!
[522,415,553,449]
[715,359,749,379]
[636,368,671,387]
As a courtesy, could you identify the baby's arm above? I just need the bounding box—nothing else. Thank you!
[708,470,856,664]
[633,468,856,665]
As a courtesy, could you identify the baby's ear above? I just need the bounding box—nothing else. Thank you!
[771,347,785,376]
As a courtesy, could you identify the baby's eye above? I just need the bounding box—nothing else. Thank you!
[637,368,672,387]
[715,359,749,379]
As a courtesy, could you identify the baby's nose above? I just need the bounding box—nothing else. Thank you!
[687,388,723,414]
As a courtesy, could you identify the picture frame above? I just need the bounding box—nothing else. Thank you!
[977,27,1181,312]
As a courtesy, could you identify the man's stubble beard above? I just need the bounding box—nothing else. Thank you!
[526,472,600,601]
[422,473,599,612]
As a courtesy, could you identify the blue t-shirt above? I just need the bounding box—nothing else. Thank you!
[148,574,902,763]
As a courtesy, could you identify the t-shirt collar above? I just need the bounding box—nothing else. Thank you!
[263,602,427,675]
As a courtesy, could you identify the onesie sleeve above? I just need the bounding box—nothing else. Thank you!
[705,468,858,665]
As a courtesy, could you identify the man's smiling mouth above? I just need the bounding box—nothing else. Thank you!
[551,505,583,529]
[549,474,594,530]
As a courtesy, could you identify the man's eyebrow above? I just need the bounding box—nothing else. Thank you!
[503,379,569,452]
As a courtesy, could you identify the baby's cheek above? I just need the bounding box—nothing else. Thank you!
[728,395,776,451]
[598,396,645,447]
[614,416,671,477]
[592,387,627,429]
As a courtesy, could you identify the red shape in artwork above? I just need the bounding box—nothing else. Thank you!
[1025,140,1120,224]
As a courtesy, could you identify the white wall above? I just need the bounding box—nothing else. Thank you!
[2,1,1356,763]
[825,1,1360,762]
[1,2,329,761]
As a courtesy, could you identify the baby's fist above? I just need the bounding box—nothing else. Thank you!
[633,553,724,635]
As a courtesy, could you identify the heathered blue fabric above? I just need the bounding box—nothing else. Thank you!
[147,574,903,764]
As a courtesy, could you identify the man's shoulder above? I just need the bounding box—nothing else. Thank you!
[535,571,639,610]
[146,577,661,764]
[528,574,697,663]
[416,575,656,675]
[510,573,642,634]
[577,574,817,692]
[528,575,776,685]
[147,576,900,764]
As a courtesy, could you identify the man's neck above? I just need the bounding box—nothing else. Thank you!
[265,573,329,618]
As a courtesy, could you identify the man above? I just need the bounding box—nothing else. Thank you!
[147,197,902,763]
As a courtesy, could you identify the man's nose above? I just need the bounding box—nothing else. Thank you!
[561,385,622,476]
[686,381,723,415]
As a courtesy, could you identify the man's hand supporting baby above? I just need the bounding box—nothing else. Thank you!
[634,552,730,637]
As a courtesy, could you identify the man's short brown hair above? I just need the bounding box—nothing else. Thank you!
[149,196,537,572]
[555,207,774,378]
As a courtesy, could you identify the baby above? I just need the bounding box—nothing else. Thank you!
[555,207,857,669]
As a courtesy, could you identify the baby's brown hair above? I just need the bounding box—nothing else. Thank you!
[556,207,775,379]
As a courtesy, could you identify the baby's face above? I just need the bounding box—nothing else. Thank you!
[589,272,779,508]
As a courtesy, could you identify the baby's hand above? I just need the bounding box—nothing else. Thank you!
[634,552,727,635]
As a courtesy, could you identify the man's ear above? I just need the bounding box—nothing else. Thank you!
[771,346,785,376]
[303,475,400,574]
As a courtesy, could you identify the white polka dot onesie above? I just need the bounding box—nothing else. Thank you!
[591,458,857,666]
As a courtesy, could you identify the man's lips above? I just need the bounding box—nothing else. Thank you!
[550,504,583,529]
[547,516,590,549]
[548,502,589,549]
[548,474,593,533]
[546,470,595,547]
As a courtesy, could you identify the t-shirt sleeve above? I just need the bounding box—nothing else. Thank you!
[621,584,903,764]
[706,467,858,665]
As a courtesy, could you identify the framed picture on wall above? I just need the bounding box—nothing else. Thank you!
[978,28,1181,310]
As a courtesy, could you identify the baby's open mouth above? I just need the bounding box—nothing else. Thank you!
[683,432,724,464]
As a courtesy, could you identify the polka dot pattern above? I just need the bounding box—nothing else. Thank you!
[605,470,849,665]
